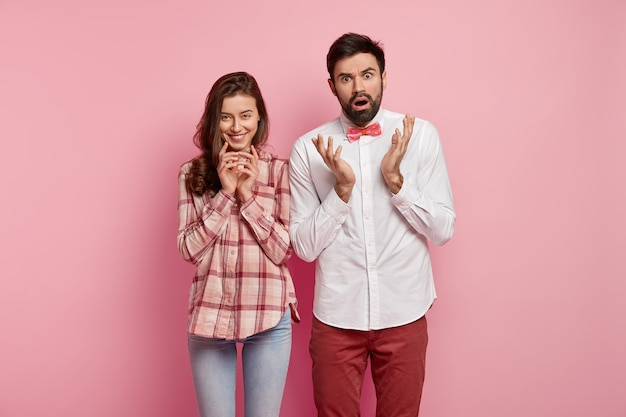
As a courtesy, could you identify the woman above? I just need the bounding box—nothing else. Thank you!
[177,72,298,417]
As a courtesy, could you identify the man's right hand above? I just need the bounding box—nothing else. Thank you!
[312,134,355,203]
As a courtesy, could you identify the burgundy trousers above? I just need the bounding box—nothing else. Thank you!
[309,315,428,417]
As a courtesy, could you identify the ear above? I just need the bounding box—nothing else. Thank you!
[327,79,337,96]
[381,70,387,90]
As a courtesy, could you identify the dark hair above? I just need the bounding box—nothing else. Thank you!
[326,33,385,80]
[186,72,269,196]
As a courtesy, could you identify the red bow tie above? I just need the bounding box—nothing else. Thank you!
[346,122,382,142]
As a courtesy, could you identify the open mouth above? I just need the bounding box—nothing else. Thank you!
[351,95,371,111]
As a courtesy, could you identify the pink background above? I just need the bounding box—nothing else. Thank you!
[1,0,625,416]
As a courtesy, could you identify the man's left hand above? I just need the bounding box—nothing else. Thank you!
[381,114,415,194]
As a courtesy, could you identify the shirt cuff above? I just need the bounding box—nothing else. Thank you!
[210,190,236,216]
[321,187,351,223]
[390,180,422,209]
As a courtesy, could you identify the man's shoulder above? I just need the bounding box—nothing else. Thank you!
[384,109,434,128]
[296,117,343,142]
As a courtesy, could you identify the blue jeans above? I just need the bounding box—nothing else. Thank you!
[188,311,292,417]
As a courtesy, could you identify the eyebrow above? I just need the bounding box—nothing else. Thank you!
[221,109,254,115]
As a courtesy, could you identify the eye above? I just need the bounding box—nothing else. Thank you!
[242,113,251,119]
[364,73,373,79]
[220,114,231,121]
[341,75,351,82]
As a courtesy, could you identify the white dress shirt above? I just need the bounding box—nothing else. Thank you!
[289,108,456,331]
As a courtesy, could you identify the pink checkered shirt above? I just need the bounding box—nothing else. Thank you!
[177,150,298,340]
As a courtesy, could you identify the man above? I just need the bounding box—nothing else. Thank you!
[289,33,456,416]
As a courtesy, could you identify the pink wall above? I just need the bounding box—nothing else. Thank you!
[1,1,625,416]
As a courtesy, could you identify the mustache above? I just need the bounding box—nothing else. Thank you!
[349,93,373,105]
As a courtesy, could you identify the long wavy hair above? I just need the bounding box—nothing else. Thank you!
[186,72,270,196]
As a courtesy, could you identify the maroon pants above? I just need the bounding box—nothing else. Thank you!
[310,316,428,417]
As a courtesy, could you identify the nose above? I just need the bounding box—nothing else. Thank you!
[230,117,242,132]
[352,76,365,94]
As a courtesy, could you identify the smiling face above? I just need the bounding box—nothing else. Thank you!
[328,52,387,126]
[219,93,260,151]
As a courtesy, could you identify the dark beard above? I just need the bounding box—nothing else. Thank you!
[341,91,382,125]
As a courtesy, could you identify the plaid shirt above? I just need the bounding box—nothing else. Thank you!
[177,150,298,340]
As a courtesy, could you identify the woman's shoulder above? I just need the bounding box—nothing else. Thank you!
[258,149,288,166]
[179,159,195,175]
